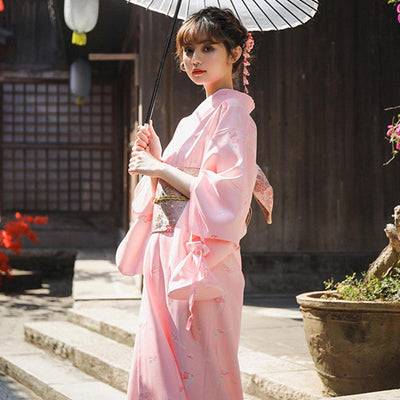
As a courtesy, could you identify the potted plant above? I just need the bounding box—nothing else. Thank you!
[296,4,400,395]
[296,205,400,396]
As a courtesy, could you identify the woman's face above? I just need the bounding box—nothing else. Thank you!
[182,37,240,97]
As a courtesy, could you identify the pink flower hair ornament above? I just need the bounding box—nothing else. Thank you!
[243,33,254,94]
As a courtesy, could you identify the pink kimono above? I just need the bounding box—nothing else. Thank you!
[116,88,272,400]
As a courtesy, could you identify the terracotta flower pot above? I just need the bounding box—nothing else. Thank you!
[296,291,400,396]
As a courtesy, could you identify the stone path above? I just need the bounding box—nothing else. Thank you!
[1,250,400,400]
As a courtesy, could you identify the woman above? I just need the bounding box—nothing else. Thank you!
[116,7,273,400]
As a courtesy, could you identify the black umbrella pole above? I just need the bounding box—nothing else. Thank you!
[144,0,183,124]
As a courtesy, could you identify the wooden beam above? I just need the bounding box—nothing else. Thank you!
[88,53,138,61]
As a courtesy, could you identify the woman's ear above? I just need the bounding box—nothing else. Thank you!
[230,46,243,64]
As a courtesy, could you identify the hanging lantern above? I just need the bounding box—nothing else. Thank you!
[70,59,91,105]
[64,0,99,46]
[0,0,5,12]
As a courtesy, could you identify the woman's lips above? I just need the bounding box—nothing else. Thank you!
[192,69,206,76]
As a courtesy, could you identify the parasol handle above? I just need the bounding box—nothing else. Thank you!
[144,0,183,123]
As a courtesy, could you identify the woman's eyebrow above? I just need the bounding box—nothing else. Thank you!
[183,39,217,48]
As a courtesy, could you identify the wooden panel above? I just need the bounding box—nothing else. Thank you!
[135,0,400,254]
[0,0,64,66]
[245,0,400,253]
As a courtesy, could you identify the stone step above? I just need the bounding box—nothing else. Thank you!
[21,319,264,400]
[322,390,400,400]
[67,307,137,347]
[244,394,262,400]
[0,370,42,400]
[72,250,142,301]
[24,320,131,393]
[239,346,323,400]
[59,307,324,400]
[0,340,125,400]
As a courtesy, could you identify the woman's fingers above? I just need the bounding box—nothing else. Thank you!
[128,151,144,175]
[135,138,148,149]
[137,125,151,140]
[137,130,150,143]
[132,141,147,153]
[128,159,138,175]
[130,150,141,159]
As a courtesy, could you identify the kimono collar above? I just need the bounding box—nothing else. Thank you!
[194,89,255,120]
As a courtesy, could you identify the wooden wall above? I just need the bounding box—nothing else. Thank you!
[135,0,400,257]
[0,0,64,67]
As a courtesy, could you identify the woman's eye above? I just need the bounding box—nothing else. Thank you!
[184,48,193,55]
[203,46,213,52]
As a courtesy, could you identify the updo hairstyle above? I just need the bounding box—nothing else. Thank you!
[176,7,249,78]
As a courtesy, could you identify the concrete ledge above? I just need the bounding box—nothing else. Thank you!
[0,269,42,292]
[24,320,131,392]
[61,304,325,400]
[322,390,400,399]
[67,307,136,346]
[0,371,41,400]
[0,341,125,400]
[239,347,323,400]
[73,250,142,301]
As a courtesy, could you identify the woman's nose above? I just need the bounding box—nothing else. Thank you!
[191,50,201,65]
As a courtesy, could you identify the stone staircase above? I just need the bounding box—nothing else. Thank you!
[2,291,399,400]
[3,305,400,400]
[0,304,264,400]
[5,249,399,400]
[0,249,326,400]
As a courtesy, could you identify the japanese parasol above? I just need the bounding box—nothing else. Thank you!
[126,0,319,122]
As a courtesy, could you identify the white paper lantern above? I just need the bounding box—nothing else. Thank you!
[64,0,99,46]
[70,59,91,105]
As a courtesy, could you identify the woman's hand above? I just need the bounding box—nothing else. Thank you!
[135,120,162,160]
[128,149,163,177]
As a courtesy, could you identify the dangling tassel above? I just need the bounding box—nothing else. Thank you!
[75,97,85,106]
[72,31,87,46]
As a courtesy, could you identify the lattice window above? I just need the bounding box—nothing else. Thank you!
[0,81,116,212]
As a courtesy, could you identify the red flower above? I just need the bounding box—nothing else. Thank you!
[5,221,21,238]
[24,215,34,223]
[24,229,38,243]
[0,250,12,284]
[1,231,13,247]
[33,216,49,225]
[0,213,48,286]
[8,240,23,255]
[0,251,9,263]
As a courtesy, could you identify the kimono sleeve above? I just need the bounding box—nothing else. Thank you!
[189,105,257,245]
[167,104,257,310]
[115,175,155,276]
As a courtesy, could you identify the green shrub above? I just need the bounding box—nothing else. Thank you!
[323,268,400,302]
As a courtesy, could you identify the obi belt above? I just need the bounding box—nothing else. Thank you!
[151,165,273,234]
